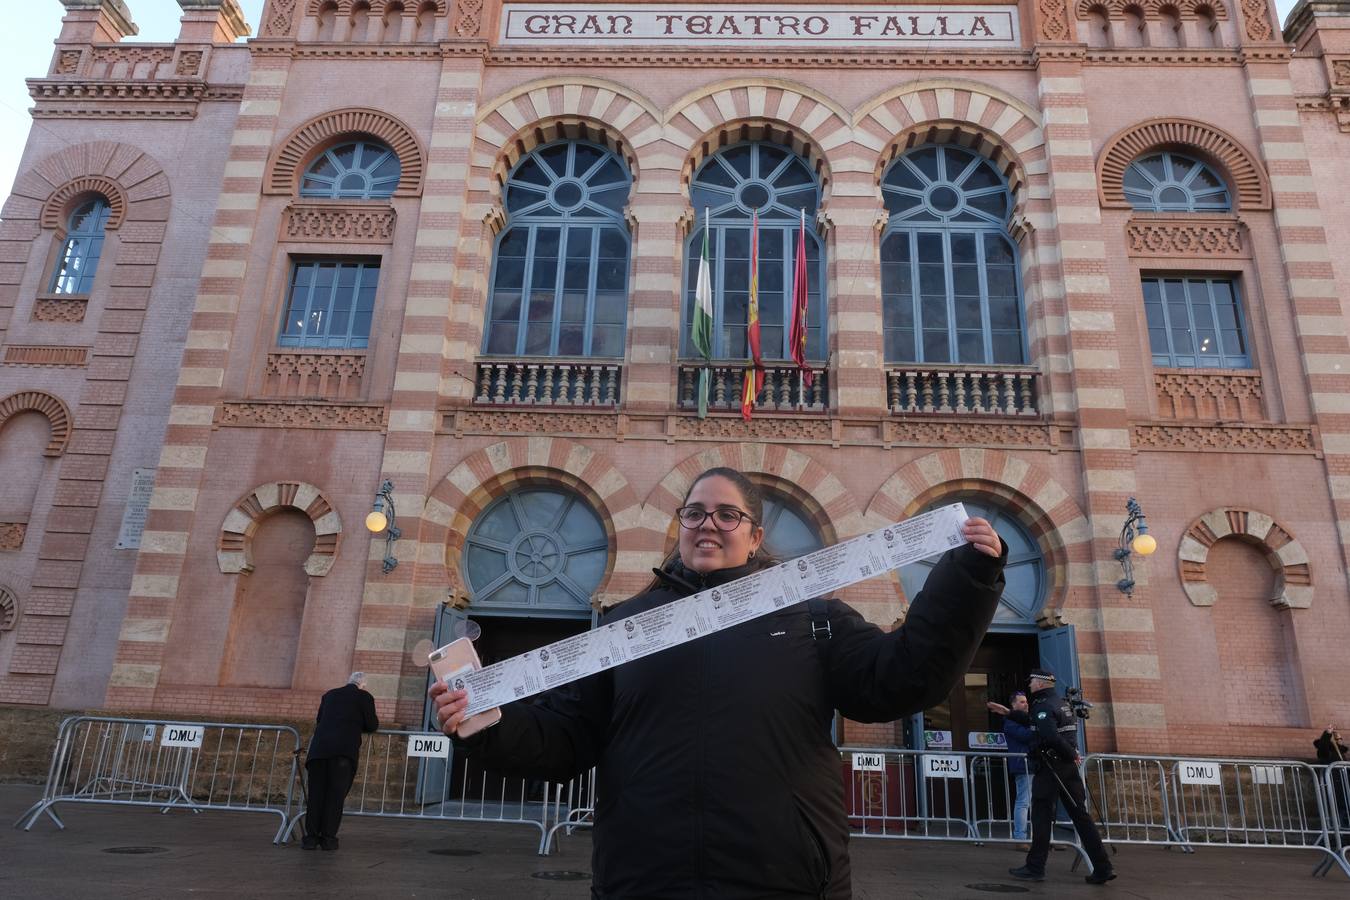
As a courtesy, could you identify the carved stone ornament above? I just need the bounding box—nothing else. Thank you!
[1075,0,1228,19]
[1039,0,1072,40]
[1154,369,1264,422]
[175,51,203,76]
[2,345,89,367]
[56,50,83,75]
[32,297,88,323]
[283,202,396,242]
[263,0,298,37]
[1125,215,1244,257]
[1335,59,1350,86]
[1132,422,1315,453]
[218,481,341,575]
[262,351,366,400]
[0,524,26,552]
[454,0,483,37]
[1178,508,1312,608]
[1240,0,1274,40]
[216,401,387,430]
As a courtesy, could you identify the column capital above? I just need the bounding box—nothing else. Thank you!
[177,0,252,43]
[58,0,138,42]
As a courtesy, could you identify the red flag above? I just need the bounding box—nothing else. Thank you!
[788,208,814,387]
[742,211,765,420]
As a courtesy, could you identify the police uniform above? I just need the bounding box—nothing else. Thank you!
[1009,670,1115,884]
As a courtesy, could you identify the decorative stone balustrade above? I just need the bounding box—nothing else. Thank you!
[474,360,620,407]
[262,351,366,400]
[1154,368,1264,422]
[886,366,1040,416]
[677,363,828,413]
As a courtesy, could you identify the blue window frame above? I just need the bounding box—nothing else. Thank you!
[49,198,112,295]
[1123,152,1231,212]
[1143,276,1250,368]
[299,140,401,199]
[880,145,1025,365]
[484,141,632,358]
[277,258,379,349]
[681,142,826,361]
[760,491,824,561]
[463,487,609,611]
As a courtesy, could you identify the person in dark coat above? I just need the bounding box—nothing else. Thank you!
[431,466,1006,898]
[988,690,1035,848]
[1317,725,1349,829]
[304,672,379,851]
[1009,670,1114,886]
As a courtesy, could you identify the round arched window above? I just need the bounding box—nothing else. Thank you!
[462,488,609,611]
[1123,151,1231,212]
[300,140,401,199]
[899,498,1046,626]
[759,490,825,561]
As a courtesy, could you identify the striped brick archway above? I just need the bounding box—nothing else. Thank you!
[865,448,1090,618]
[4,141,171,707]
[216,481,342,577]
[419,438,643,607]
[1178,507,1312,609]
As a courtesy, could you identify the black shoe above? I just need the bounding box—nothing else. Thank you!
[1008,866,1044,882]
[320,837,339,852]
[301,835,319,850]
[1085,869,1117,885]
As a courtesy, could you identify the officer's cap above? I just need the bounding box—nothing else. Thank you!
[1028,668,1056,684]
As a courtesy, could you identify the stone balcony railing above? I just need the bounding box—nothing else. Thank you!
[677,362,829,413]
[262,350,366,400]
[886,366,1040,416]
[1154,368,1264,422]
[474,359,621,407]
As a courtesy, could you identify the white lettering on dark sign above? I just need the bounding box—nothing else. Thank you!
[501,5,1020,47]
[160,725,204,749]
[407,734,451,759]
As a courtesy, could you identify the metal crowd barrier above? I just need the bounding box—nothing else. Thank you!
[1314,762,1349,877]
[13,715,300,843]
[281,729,591,855]
[838,746,1091,864]
[1082,754,1186,849]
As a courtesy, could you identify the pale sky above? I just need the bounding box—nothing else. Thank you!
[0,0,1306,205]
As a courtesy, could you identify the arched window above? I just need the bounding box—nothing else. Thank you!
[900,498,1045,626]
[299,140,401,200]
[1123,151,1231,212]
[759,490,824,560]
[49,198,112,295]
[880,146,1025,365]
[682,142,825,360]
[463,487,609,612]
[484,141,632,358]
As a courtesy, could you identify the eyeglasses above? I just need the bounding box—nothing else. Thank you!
[676,506,756,531]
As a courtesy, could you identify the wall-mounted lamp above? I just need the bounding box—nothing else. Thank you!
[1114,496,1157,597]
[365,479,401,574]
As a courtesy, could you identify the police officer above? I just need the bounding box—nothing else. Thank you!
[1007,669,1116,885]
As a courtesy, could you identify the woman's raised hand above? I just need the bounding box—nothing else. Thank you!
[428,679,469,737]
[961,517,1002,557]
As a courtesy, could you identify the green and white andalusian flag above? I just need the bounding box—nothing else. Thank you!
[692,209,714,418]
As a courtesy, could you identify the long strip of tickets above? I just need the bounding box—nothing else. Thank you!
[451,502,969,717]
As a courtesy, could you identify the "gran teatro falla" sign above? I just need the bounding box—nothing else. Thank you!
[500,4,1022,48]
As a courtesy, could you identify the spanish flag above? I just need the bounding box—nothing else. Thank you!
[742,211,765,420]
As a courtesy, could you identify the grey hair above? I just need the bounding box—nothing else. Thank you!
[348,671,366,687]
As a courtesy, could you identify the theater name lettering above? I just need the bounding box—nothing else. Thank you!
[500,5,1021,48]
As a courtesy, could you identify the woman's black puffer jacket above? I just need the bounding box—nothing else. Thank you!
[456,541,1005,899]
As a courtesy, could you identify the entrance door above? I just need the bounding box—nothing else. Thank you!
[916,632,1039,751]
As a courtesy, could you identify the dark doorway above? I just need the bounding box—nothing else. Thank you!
[918,632,1039,751]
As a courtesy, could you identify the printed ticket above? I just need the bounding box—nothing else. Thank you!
[457,502,968,717]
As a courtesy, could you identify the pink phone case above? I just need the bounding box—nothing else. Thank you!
[429,637,503,738]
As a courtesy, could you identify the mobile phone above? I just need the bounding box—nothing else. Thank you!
[428,638,502,738]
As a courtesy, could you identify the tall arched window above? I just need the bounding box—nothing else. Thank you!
[1123,151,1231,212]
[49,198,112,295]
[880,146,1025,365]
[299,140,401,199]
[682,142,825,360]
[484,141,632,358]
[463,487,610,612]
[900,498,1046,626]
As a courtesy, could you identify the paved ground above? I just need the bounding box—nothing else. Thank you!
[2,784,1346,898]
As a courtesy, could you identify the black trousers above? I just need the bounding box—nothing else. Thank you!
[306,757,355,840]
[1025,761,1111,874]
